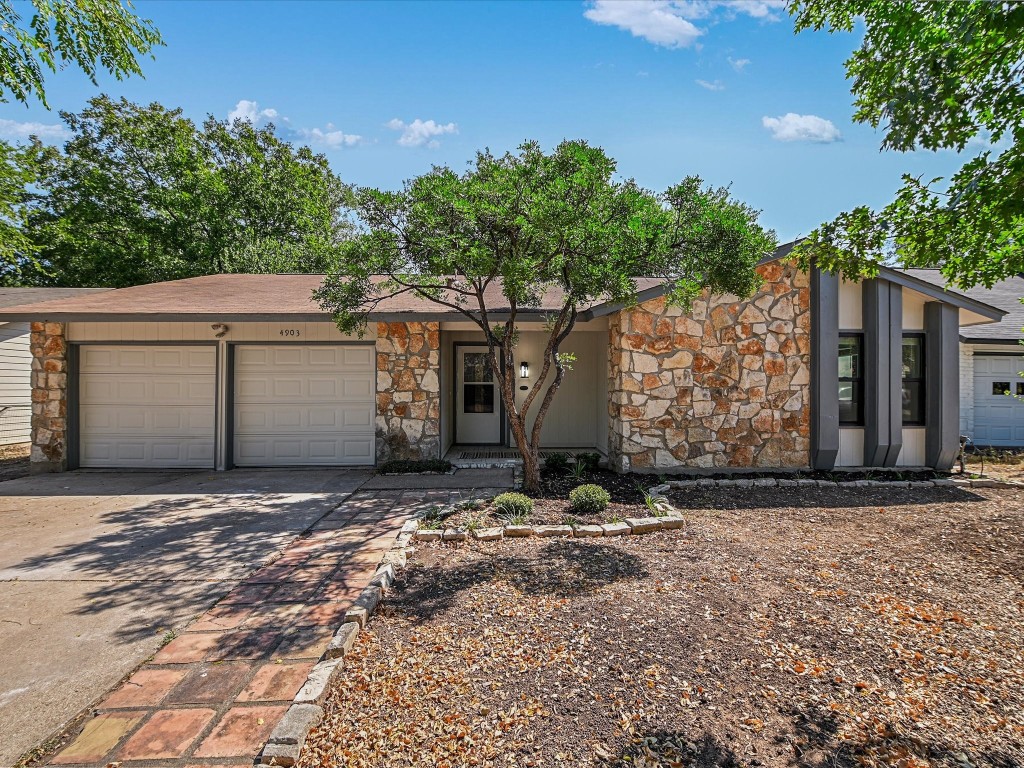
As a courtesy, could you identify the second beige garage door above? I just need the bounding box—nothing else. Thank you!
[232,345,375,466]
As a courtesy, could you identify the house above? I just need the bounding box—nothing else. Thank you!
[901,270,1024,448]
[0,249,1003,474]
[0,288,109,448]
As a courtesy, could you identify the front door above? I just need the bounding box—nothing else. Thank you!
[455,346,501,444]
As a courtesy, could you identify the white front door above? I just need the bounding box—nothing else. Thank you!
[455,346,501,444]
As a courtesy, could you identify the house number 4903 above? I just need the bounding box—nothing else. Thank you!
[279,329,301,337]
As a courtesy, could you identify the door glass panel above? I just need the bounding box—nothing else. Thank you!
[463,352,493,383]
[464,384,494,413]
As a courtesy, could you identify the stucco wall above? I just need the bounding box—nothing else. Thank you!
[607,261,811,472]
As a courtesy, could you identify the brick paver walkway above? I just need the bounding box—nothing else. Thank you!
[44,488,448,768]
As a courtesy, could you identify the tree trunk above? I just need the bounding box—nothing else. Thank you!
[506,411,542,493]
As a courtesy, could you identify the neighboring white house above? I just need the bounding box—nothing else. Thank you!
[0,289,109,446]
[904,271,1024,448]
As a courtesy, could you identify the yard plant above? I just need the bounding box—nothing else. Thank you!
[493,492,533,521]
[568,483,611,514]
[316,140,774,492]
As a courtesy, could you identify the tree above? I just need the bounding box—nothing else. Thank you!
[315,140,775,491]
[23,96,348,286]
[789,0,1024,288]
[0,139,42,285]
[1,0,162,107]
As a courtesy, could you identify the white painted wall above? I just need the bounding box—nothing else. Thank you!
[960,343,974,435]
[897,427,926,466]
[902,290,926,331]
[837,428,864,467]
[0,322,30,445]
[838,279,863,330]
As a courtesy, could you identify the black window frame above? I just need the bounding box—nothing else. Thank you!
[901,333,926,426]
[838,332,864,427]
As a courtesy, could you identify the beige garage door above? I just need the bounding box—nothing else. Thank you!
[78,345,216,468]
[232,345,374,466]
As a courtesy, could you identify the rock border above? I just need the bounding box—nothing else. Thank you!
[255,519,418,767]
[663,476,1022,490]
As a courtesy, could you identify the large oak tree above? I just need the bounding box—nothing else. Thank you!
[315,140,776,491]
[790,0,1024,287]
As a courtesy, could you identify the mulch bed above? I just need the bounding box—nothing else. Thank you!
[441,468,653,528]
[300,484,1024,768]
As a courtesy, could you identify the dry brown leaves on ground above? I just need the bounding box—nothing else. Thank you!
[300,485,1024,768]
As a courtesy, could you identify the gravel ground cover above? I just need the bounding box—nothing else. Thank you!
[300,484,1023,768]
[0,442,29,483]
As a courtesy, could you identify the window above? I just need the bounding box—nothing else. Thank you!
[838,334,863,425]
[993,382,1010,396]
[901,335,925,425]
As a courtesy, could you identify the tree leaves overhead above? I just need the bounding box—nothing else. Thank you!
[790,0,1024,287]
[13,95,349,287]
[0,0,163,107]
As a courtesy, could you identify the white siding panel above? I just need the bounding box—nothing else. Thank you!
[837,428,864,467]
[232,344,375,467]
[838,279,863,330]
[0,322,31,445]
[78,344,215,468]
[896,428,926,466]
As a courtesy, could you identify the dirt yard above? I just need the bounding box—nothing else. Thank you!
[300,484,1023,768]
[0,443,30,483]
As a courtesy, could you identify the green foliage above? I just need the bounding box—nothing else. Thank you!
[544,452,571,473]
[13,96,348,287]
[0,0,162,107]
[378,458,453,474]
[568,484,611,514]
[576,452,601,471]
[493,492,533,519]
[790,1,1024,287]
[569,459,588,481]
[316,140,774,491]
[0,140,41,286]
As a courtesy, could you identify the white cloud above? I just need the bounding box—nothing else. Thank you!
[386,118,458,149]
[228,100,361,149]
[696,79,725,91]
[228,99,278,123]
[728,56,750,72]
[0,118,69,142]
[762,113,842,143]
[295,125,362,149]
[583,1,784,48]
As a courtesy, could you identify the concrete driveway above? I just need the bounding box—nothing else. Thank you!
[0,468,370,767]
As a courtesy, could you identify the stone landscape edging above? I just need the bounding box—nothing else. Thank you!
[662,476,1022,490]
[255,519,418,768]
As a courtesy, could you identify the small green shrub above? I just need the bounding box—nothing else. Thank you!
[569,483,611,514]
[493,492,533,519]
[544,452,571,473]
[378,459,453,474]
[569,459,588,480]
[577,451,602,471]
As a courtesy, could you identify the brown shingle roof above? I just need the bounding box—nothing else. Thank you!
[0,274,666,321]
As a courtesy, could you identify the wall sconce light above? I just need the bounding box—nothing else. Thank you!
[211,323,229,338]
[520,361,530,379]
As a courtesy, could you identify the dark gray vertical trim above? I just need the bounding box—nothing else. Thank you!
[810,265,839,469]
[224,344,235,470]
[925,302,960,469]
[883,283,904,466]
[862,280,904,466]
[66,343,80,471]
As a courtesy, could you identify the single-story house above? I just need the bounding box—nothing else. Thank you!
[0,248,1004,474]
[902,270,1024,448]
[0,288,109,447]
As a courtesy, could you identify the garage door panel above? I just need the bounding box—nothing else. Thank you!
[78,345,215,468]
[233,344,375,466]
[973,354,1024,446]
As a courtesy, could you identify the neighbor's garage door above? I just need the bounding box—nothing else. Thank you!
[974,354,1024,446]
[232,345,374,466]
[78,345,216,468]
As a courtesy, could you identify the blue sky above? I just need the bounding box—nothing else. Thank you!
[0,0,965,242]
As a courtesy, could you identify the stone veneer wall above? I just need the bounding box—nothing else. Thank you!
[608,261,811,472]
[375,321,441,462]
[30,321,68,473]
